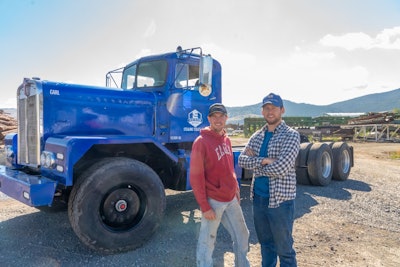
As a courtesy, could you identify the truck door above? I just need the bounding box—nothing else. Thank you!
[121,60,169,141]
[167,60,215,143]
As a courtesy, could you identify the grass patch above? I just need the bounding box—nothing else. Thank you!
[389,150,400,159]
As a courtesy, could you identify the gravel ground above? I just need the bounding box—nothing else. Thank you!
[0,142,399,266]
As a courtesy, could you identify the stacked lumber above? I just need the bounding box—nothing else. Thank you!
[0,109,17,145]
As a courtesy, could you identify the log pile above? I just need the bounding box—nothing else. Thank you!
[348,112,395,125]
[0,109,17,145]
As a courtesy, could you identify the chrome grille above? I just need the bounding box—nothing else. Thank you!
[17,79,43,167]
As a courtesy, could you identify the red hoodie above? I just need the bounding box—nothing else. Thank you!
[190,126,239,212]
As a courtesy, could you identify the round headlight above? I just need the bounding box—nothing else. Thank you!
[45,154,52,167]
[41,151,56,168]
[40,153,47,166]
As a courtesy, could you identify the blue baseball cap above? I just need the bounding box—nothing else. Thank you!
[262,93,283,107]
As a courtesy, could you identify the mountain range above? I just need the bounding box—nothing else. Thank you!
[226,88,400,124]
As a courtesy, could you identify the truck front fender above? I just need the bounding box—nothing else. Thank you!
[42,136,180,187]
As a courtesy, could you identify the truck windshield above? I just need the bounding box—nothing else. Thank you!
[121,60,168,90]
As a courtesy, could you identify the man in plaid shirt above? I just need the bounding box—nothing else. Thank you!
[238,93,300,267]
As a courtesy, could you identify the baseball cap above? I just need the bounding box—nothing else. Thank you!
[262,93,283,107]
[208,103,227,116]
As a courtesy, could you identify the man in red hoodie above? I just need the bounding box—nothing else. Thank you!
[190,103,250,267]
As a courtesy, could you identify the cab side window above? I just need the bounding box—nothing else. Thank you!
[175,63,199,89]
[121,64,137,90]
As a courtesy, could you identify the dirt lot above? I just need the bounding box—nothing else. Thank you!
[0,141,399,266]
[291,142,399,267]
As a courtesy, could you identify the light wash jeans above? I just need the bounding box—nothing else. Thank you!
[253,194,297,267]
[196,197,250,267]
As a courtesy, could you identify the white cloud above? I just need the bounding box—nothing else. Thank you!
[320,26,400,50]
[143,20,156,38]
[201,43,264,106]
[259,51,372,105]
[285,49,336,68]
[337,66,369,91]
[320,32,373,50]
[0,98,17,108]
[375,26,400,49]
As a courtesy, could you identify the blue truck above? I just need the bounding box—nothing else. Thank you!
[0,47,245,253]
[0,46,353,253]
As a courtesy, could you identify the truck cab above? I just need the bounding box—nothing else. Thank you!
[0,47,230,253]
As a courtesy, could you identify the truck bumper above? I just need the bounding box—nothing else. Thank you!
[0,165,57,207]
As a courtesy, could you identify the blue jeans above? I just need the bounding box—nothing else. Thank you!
[253,194,297,267]
[197,197,250,267]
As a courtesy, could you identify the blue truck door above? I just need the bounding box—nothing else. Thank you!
[166,62,213,143]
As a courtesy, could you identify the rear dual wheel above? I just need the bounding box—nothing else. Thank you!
[307,143,333,186]
[330,142,352,181]
[296,142,353,186]
[295,142,313,185]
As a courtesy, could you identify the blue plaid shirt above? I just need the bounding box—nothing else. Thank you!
[238,121,300,208]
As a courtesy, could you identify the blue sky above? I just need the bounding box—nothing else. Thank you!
[1,0,400,108]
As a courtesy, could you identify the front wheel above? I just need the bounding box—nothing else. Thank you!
[68,157,166,253]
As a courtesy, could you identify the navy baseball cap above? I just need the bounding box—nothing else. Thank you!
[262,93,283,107]
[208,103,227,116]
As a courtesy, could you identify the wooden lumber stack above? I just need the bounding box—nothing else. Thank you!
[0,109,17,145]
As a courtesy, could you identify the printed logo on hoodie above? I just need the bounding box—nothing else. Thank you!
[215,143,232,160]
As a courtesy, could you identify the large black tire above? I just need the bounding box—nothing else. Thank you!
[307,143,333,186]
[295,142,312,185]
[331,142,352,181]
[68,157,166,253]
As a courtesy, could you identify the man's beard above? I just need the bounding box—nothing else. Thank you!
[266,117,280,125]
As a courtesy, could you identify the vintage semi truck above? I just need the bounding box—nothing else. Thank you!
[0,46,353,253]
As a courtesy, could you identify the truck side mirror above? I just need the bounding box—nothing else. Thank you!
[199,55,213,97]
